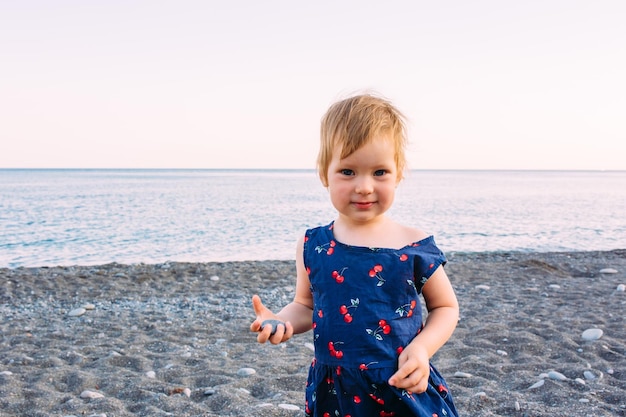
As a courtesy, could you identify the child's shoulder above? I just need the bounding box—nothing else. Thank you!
[393,222,430,246]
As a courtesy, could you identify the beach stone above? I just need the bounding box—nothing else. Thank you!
[617,284,625,292]
[261,319,284,335]
[80,390,104,399]
[548,371,567,381]
[82,303,96,310]
[278,404,300,411]
[584,370,602,380]
[528,380,545,389]
[183,388,191,397]
[204,388,216,396]
[599,268,618,274]
[475,284,490,290]
[210,275,220,281]
[453,371,473,378]
[237,367,256,377]
[68,308,86,317]
[548,284,560,289]
[146,371,156,378]
[575,378,586,385]
[496,349,508,356]
[0,371,13,376]
[582,328,603,341]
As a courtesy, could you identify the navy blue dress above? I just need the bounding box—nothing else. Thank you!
[303,222,458,417]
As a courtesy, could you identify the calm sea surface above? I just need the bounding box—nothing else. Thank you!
[1,169,625,268]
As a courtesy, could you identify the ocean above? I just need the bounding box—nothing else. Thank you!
[1,169,625,268]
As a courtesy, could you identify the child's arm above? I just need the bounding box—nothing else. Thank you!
[388,265,459,393]
[250,236,314,344]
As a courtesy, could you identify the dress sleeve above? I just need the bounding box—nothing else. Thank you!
[413,237,447,294]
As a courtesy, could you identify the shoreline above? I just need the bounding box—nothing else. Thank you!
[1,249,625,416]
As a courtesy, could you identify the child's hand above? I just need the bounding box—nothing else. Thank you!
[249,295,294,344]
[387,343,430,394]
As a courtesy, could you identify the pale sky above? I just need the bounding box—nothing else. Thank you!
[1,1,625,170]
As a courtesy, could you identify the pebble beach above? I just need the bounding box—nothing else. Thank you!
[1,250,625,417]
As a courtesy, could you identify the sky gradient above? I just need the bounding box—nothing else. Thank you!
[1,1,625,170]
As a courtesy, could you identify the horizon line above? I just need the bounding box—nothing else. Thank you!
[1,167,624,172]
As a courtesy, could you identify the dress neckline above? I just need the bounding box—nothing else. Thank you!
[324,221,434,252]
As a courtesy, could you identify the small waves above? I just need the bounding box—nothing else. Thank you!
[1,169,625,268]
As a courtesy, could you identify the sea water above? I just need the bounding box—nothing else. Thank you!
[1,169,625,268]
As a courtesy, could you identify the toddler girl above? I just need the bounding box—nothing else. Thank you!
[250,93,459,417]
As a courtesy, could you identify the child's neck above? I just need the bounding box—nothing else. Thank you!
[332,215,400,249]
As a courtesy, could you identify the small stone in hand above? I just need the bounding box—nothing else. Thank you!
[260,319,285,336]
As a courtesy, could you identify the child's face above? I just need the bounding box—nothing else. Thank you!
[326,135,400,225]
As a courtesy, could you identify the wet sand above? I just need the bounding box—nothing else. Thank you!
[1,250,625,416]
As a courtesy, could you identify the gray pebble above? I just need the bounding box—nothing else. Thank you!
[237,367,256,377]
[278,404,301,411]
[528,380,544,389]
[260,319,285,335]
[599,268,618,274]
[68,308,86,317]
[617,284,625,292]
[453,371,473,378]
[80,390,104,399]
[582,328,603,341]
[548,371,567,381]
[584,370,601,380]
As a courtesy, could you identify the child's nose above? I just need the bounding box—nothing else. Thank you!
[355,176,374,194]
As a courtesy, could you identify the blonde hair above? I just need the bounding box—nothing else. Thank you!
[317,93,408,186]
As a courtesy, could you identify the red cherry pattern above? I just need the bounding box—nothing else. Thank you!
[368,264,386,286]
[369,393,385,405]
[359,361,378,370]
[331,266,348,284]
[327,341,344,359]
[395,299,417,317]
[366,319,392,340]
[339,297,359,323]
[315,239,336,256]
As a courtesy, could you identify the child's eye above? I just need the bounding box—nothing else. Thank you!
[340,169,354,176]
[373,169,387,177]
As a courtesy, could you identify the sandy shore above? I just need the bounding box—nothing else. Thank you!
[1,250,625,417]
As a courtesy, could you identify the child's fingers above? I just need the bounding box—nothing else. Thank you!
[388,361,429,393]
[251,294,267,317]
[266,321,293,345]
[256,322,273,343]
